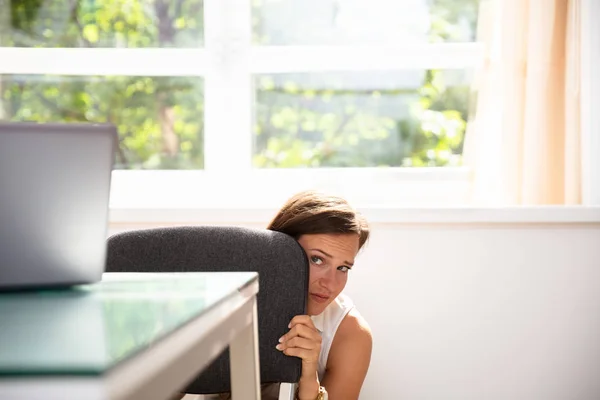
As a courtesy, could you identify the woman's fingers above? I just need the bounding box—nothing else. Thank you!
[289,315,316,330]
[280,322,322,343]
[278,315,322,364]
[281,346,315,360]
[277,336,317,351]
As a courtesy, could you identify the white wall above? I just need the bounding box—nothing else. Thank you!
[109,207,600,400]
[351,218,600,400]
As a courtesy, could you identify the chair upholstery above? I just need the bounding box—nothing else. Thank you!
[105,226,308,394]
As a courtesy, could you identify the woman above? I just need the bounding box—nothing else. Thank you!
[202,190,372,400]
[266,190,373,400]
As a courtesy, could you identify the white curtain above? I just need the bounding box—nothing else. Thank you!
[464,0,582,205]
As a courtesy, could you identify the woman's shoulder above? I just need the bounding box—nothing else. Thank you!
[326,304,373,375]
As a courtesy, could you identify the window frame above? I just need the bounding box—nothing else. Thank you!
[1,0,596,212]
[581,0,600,205]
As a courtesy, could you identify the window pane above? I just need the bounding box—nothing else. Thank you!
[253,70,472,168]
[3,0,204,47]
[0,75,204,169]
[253,0,479,45]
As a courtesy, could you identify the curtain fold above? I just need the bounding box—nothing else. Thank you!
[464,0,581,205]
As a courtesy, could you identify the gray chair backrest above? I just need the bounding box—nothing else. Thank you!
[105,226,308,394]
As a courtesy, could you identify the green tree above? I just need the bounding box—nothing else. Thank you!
[2,0,478,169]
[2,0,204,169]
[253,69,471,168]
[252,0,478,168]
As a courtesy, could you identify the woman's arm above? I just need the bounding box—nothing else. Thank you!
[321,309,373,400]
[277,315,322,400]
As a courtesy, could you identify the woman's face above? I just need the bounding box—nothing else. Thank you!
[297,233,360,316]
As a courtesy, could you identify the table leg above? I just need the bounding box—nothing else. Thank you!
[230,297,261,400]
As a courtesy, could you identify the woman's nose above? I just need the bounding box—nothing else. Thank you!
[320,266,336,284]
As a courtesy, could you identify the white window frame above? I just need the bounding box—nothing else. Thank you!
[1,0,597,213]
[581,0,600,206]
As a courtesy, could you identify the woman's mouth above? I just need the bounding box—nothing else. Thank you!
[310,293,330,303]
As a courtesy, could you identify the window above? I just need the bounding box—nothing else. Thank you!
[253,69,472,168]
[1,0,205,170]
[2,75,204,169]
[582,0,600,206]
[0,0,483,209]
[250,0,481,169]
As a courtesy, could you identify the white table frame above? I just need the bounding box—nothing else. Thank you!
[0,275,261,400]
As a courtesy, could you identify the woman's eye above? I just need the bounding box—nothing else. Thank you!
[310,256,323,265]
[338,266,350,273]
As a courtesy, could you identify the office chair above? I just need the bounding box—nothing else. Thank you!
[105,226,308,399]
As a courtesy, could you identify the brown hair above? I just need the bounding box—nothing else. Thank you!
[267,190,370,250]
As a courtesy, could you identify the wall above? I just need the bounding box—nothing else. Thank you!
[109,207,600,400]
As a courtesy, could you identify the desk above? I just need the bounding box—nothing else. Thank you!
[0,272,261,400]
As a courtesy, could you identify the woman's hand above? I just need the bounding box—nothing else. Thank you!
[277,315,322,399]
[277,315,322,368]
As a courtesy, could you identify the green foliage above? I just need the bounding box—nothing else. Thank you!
[2,74,204,169]
[2,0,205,169]
[7,0,203,47]
[254,69,471,168]
[250,0,479,168]
[429,0,480,42]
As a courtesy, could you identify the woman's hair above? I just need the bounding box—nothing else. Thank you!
[267,190,370,250]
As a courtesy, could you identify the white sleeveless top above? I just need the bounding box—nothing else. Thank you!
[310,293,355,382]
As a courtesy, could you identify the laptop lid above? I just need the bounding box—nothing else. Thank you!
[0,122,116,290]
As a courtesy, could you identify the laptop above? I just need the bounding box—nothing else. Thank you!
[0,122,116,290]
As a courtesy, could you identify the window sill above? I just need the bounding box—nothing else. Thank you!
[107,169,600,225]
[109,205,600,225]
